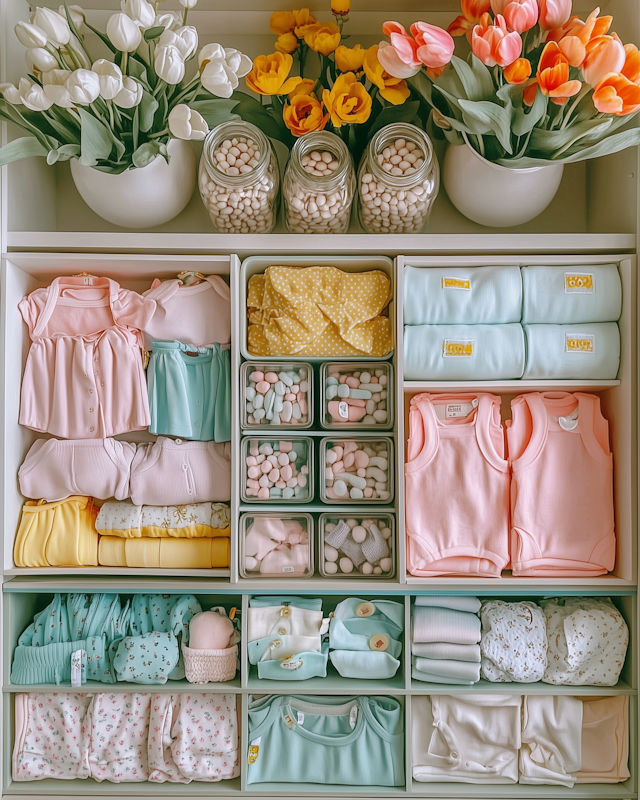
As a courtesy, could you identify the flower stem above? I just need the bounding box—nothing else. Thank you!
[182,7,188,25]
[560,84,591,130]
[46,45,66,69]
[121,51,128,75]
[149,126,169,138]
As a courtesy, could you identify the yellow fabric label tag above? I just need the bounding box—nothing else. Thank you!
[443,339,474,357]
[565,334,595,353]
[442,277,471,290]
[565,273,594,293]
[248,739,261,764]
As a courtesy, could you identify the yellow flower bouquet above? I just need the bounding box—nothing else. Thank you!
[232,0,424,160]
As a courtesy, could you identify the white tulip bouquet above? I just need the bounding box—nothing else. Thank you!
[0,0,252,171]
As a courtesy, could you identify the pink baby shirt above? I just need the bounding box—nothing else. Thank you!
[405,393,510,578]
[507,392,615,577]
[19,277,156,439]
[142,276,231,348]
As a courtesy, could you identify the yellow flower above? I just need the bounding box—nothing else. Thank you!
[245,52,302,95]
[363,44,410,105]
[290,78,317,98]
[293,9,316,38]
[284,93,329,136]
[331,0,350,15]
[322,71,372,126]
[270,11,296,35]
[275,32,299,54]
[335,44,365,72]
[304,22,341,55]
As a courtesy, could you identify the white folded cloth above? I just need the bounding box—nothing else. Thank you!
[411,642,480,662]
[413,656,480,683]
[412,607,481,645]
[519,696,583,787]
[414,596,481,613]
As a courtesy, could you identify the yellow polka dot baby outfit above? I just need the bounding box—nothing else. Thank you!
[247,266,393,357]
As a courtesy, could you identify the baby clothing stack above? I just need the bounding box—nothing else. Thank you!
[522,263,621,380]
[247,266,393,357]
[247,596,328,680]
[479,597,628,686]
[329,598,404,679]
[13,691,239,783]
[411,597,481,685]
[403,266,525,380]
[412,694,629,786]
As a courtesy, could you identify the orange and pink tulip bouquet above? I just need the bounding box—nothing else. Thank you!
[232,0,423,160]
[379,0,640,166]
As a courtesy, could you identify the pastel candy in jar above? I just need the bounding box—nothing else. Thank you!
[325,365,390,426]
[244,439,311,500]
[324,439,391,501]
[245,366,310,426]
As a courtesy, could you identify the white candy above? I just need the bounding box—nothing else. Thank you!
[339,557,354,573]
[285,149,353,234]
[324,561,338,574]
[244,363,310,426]
[244,439,310,501]
[325,544,339,561]
[324,439,391,500]
[324,364,391,427]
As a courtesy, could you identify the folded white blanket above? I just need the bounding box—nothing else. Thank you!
[412,607,481,645]
[411,667,476,685]
[519,696,582,787]
[414,596,481,613]
[413,657,480,683]
[411,642,481,662]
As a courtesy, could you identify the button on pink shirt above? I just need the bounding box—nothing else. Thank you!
[19,277,156,439]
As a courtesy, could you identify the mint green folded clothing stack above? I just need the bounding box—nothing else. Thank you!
[411,596,481,685]
[522,264,622,380]
[403,266,525,380]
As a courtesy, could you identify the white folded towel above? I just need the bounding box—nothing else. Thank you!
[412,642,481,662]
[414,596,481,613]
[412,607,481,644]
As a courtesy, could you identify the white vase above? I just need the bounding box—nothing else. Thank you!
[70,138,196,229]
[443,136,564,228]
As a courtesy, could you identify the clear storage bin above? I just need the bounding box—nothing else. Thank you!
[321,362,393,430]
[240,513,314,577]
[320,437,394,503]
[241,437,313,502]
[283,131,355,234]
[199,120,279,234]
[241,361,313,428]
[319,513,395,578]
[358,122,439,234]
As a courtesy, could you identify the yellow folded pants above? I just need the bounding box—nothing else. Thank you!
[14,496,99,567]
[98,536,230,568]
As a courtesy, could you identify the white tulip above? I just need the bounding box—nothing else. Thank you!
[113,75,143,107]
[0,83,23,104]
[26,47,59,72]
[33,7,71,47]
[92,59,123,100]
[19,77,54,111]
[155,44,185,84]
[178,0,197,9]
[199,44,252,98]
[168,103,208,140]
[65,68,100,104]
[106,12,142,52]
[121,0,155,30]
[67,34,90,68]
[159,25,197,59]
[59,5,86,33]
[42,69,75,107]
[155,11,181,31]
[15,21,48,49]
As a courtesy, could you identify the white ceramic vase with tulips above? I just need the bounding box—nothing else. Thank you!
[0,0,252,227]
[377,0,640,227]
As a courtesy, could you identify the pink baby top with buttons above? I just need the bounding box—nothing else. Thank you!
[19,276,156,439]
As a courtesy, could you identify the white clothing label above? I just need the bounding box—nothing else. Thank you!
[297,711,305,725]
[565,333,595,353]
[349,707,358,729]
[282,565,295,573]
[443,339,474,357]
[565,273,595,293]
[338,401,349,420]
[445,402,475,419]
[280,658,303,671]
[71,649,84,687]
[83,277,94,285]
[442,277,471,290]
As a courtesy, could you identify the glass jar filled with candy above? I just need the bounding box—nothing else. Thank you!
[283,131,355,234]
[357,123,439,234]
[199,120,279,234]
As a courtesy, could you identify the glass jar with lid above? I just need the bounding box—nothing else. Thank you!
[283,131,355,234]
[358,122,439,234]
[199,120,279,234]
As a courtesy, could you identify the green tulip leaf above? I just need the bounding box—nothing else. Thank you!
[132,140,162,168]
[78,107,114,166]
[469,55,495,99]
[458,99,514,154]
[144,25,165,41]
[497,126,640,166]
[512,89,547,136]
[190,98,240,128]
[451,55,493,102]
[46,143,81,164]
[139,90,159,132]
[0,136,49,166]
[530,117,612,156]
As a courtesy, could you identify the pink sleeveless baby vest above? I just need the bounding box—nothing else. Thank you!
[507,392,615,577]
[405,393,510,577]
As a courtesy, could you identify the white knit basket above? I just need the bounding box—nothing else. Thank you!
[182,642,238,683]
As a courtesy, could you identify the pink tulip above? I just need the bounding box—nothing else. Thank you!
[410,21,455,68]
[538,0,572,32]
[382,21,409,37]
[582,32,626,87]
[380,20,422,75]
[471,13,522,67]
[503,0,538,33]
[377,39,421,78]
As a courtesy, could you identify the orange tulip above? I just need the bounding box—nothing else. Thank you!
[290,78,318,98]
[622,43,640,84]
[270,9,317,38]
[523,80,538,105]
[504,57,531,84]
[536,40,582,105]
[448,0,491,38]
[593,72,640,115]
[275,32,299,54]
[284,93,329,135]
[582,33,625,87]
[304,22,341,55]
[245,52,302,95]
[550,8,613,68]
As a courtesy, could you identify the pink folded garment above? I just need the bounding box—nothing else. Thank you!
[130,437,231,505]
[260,543,310,575]
[576,697,630,783]
[19,437,135,501]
